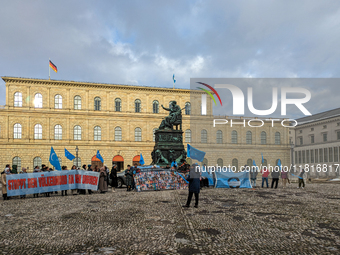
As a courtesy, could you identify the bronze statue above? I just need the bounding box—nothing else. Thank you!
[159,101,182,130]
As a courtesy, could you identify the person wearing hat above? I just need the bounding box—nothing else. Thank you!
[183,164,200,208]
[1,168,11,200]
[110,164,118,192]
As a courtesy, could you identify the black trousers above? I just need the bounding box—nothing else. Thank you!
[186,192,199,206]
[271,178,279,189]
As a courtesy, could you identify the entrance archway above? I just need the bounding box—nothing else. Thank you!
[132,155,140,166]
[112,155,124,171]
[91,155,103,169]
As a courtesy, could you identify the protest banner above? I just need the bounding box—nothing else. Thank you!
[6,170,100,196]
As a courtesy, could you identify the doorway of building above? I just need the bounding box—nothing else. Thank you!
[112,155,124,171]
[91,155,103,169]
[132,155,141,166]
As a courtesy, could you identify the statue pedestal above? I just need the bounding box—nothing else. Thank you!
[151,129,186,167]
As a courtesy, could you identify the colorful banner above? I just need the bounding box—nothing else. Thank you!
[134,169,188,192]
[6,170,100,196]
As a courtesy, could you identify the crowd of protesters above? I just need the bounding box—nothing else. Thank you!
[1,161,307,201]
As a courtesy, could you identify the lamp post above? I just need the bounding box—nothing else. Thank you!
[290,141,295,173]
[76,146,79,168]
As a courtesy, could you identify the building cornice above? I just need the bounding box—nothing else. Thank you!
[2,76,204,95]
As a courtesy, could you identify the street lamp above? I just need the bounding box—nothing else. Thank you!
[290,141,295,173]
[76,146,79,168]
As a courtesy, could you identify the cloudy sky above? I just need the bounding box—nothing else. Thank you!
[1,0,340,117]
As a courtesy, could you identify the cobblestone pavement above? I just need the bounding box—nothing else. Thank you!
[0,182,340,255]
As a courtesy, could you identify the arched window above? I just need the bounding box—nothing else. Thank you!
[94,126,101,141]
[54,125,62,140]
[34,124,42,139]
[135,99,141,113]
[34,93,42,108]
[185,102,191,115]
[261,131,267,144]
[203,158,208,166]
[73,157,81,168]
[153,100,159,113]
[14,123,22,139]
[216,130,223,144]
[33,156,42,169]
[201,129,207,143]
[185,129,191,143]
[115,127,122,141]
[74,125,81,140]
[94,97,101,111]
[135,127,142,141]
[12,156,21,170]
[217,158,223,167]
[14,92,22,107]
[115,98,121,112]
[232,158,238,171]
[54,94,62,109]
[246,131,252,144]
[153,128,157,142]
[275,132,281,145]
[231,130,238,144]
[263,159,267,166]
[74,95,81,110]
[247,158,253,167]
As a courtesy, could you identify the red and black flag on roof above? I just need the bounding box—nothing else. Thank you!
[49,60,58,73]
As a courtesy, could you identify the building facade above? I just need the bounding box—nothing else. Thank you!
[1,77,290,172]
[290,108,340,178]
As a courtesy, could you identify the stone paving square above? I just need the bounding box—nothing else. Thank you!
[0,182,340,254]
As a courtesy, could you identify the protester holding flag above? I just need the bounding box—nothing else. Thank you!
[298,168,306,189]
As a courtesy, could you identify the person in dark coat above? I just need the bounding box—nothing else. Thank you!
[271,167,280,189]
[110,164,118,192]
[99,167,108,193]
[125,165,133,191]
[183,164,200,208]
[87,165,93,195]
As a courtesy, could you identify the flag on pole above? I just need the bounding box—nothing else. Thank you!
[187,144,206,162]
[96,150,104,163]
[261,153,264,164]
[49,60,58,73]
[139,153,145,165]
[171,161,178,168]
[49,147,61,170]
[277,159,282,170]
[173,74,176,83]
[64,148,75,161]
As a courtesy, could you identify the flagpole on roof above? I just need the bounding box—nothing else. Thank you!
[49,58,50,80]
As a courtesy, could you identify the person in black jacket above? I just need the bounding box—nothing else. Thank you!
[183,164,200,208]
[110,164,118,192]
[271,167,280,189]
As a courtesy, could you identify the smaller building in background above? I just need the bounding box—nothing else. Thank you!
[291,108,340,178]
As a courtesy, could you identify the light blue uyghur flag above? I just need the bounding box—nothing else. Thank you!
[261,153,264,164]
[253,160,256,167]
[277,159,282,170]
[171,161,178,168]
[187,144,206,162]
[173,74,176,83]
[64,148,75,161]
[96,150,104,163]
[50,147,61,170]
[139,153,145,165]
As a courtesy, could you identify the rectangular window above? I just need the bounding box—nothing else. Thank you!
[311,149,314,163]
[334,147,339,162]
[324,148,328,163]
[295,151,297,164]
[311,127,314,131]
[299,137,303,145]
[319,148,323,163]
[329,147,333,162]
[299,130,302,133]
[323,125,327,129]
[311,135,314,144]
[315,149,318,163]
[337,131,340,140]
[306,150,309,163]
[302,150,305,164]
[323,133,327,142]
[298,151,302,164]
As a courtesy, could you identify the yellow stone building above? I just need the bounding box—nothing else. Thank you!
[0,77,291,172]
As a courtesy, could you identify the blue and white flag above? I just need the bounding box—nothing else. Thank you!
[277,159,282,170]
[173,74,176,83]
[96,150,104,163]
[139,153,145,165]
[187,144,206,162]
[64,148,75,161]
[49,147,61,171]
